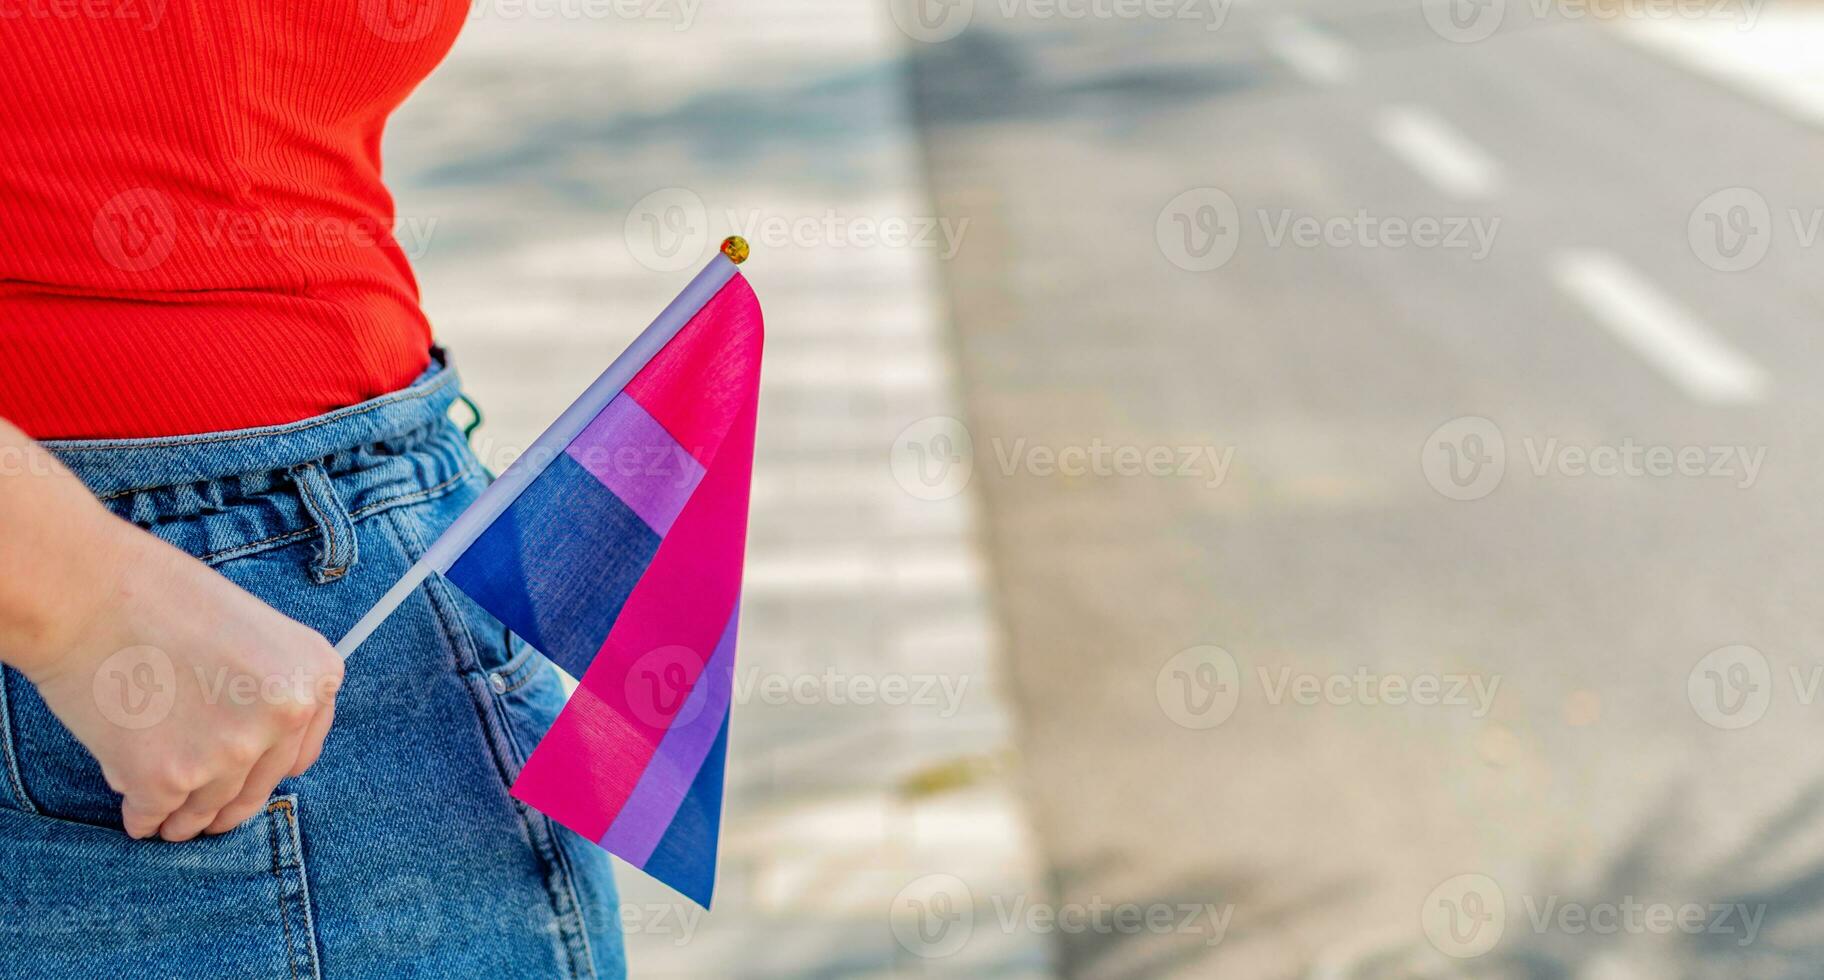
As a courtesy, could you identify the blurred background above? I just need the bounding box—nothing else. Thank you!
[386,0,1824,975]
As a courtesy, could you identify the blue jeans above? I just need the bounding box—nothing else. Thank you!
[0,356,627,979]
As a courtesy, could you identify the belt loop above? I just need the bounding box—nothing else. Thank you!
[288,462,359,584]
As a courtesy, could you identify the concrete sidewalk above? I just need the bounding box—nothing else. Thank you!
[386,2,1053,976]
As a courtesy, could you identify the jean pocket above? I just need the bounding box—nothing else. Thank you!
[0,793,321,980]
[480,634,568,775]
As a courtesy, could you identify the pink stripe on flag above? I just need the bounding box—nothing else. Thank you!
[624,274,762,467]
[566,393,705,535]
[511,388,757,839]
[598,605,738,865]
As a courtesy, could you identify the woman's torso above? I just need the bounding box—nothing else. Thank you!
[0,1,467,438]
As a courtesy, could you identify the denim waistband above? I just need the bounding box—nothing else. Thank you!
[42,354,478,574]
[45,355,463,498]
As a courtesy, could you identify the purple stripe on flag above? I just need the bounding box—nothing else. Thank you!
[598,605,739,865]
[565,393,706,536]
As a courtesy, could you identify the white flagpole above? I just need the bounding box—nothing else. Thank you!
[334,238,750,659]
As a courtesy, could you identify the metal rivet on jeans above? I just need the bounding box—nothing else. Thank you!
[489,673,508,694]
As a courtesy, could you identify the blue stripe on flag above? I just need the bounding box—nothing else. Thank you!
[639,711,728,908]
[446,453,660,677]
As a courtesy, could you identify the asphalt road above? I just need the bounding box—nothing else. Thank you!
[907,2,1824,976]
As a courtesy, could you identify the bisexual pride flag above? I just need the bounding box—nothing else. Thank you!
[336,237,762,907]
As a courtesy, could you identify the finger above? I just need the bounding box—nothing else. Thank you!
[121,784,188,840]
[205,730,304,836]
[158,770,248,843]
[288,697,336,777]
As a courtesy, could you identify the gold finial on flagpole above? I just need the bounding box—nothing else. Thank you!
[720,236,750,265]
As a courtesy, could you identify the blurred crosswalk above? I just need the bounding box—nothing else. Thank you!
[387,2,1053,975]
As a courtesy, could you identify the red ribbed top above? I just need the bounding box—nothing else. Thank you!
[0,3,467,439]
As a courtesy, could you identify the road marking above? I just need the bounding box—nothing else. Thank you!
[1374,106,1502,200]
[1619,15,1824,129]
[1266,16,1355,85]
[1550,249,1768,403]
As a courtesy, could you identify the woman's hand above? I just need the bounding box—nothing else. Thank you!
[0,420,343,840]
